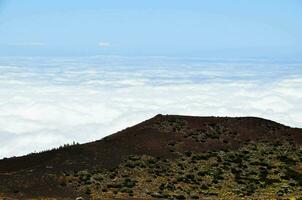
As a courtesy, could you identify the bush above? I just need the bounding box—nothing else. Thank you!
[123,178,136,188]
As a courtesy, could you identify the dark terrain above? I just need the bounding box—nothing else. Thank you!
[1,114,302,199]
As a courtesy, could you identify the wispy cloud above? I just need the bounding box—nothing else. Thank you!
[98,41,110,48]
[0,56,301,158]
[6,42,46,47]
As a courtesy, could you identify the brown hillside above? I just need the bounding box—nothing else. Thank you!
[0,115,302,200]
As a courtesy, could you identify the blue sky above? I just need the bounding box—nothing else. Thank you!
[0,0,302,58]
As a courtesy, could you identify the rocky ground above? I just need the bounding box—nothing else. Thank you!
[0,115,302,199]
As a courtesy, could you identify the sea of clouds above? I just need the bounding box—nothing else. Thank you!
[0,56,301,158]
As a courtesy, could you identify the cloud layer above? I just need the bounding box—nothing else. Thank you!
[0,56,301,158]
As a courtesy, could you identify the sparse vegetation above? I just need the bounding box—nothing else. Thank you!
[68,140,302,199]
[1,115,302,200]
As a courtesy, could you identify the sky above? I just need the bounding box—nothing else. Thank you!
[0,0,301,59]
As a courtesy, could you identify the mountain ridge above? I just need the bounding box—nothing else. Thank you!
[1,115,302,199]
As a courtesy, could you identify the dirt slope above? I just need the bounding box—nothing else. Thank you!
[0,115,301,199]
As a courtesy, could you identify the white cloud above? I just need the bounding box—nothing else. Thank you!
[0,56,301,158]
[6,42,45,47]
[98,42,110,48]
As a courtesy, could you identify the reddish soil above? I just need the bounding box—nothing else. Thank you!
[0,114,301,199]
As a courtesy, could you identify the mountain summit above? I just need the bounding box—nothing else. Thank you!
[1,115,302,199]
